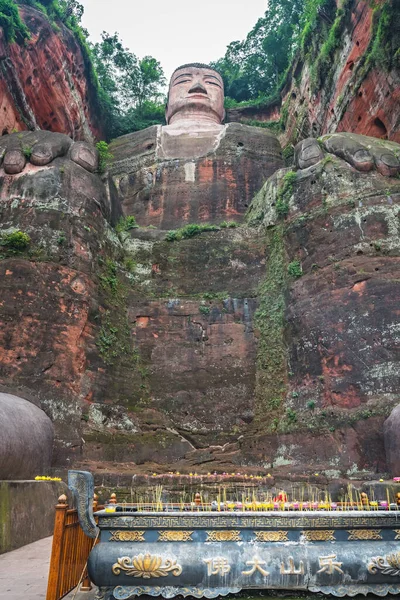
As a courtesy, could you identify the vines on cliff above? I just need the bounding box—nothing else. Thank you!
[308,0,355,92]
[365,0,400,72]
[254,225,288,428]
[0,0,29,42]
[96,255,151,409]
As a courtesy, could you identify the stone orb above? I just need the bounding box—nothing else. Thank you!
[0,393,54,480]
[383,404,400,477]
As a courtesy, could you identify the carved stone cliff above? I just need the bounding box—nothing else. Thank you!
[0,1,399,484]
[0,4,103,141]
[228,0,399,147]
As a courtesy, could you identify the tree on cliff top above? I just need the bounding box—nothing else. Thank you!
[19,0,84,27]
[91,32,166,138]
[213,0,306,104]
[0,0,29,42]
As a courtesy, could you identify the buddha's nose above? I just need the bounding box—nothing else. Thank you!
[188,81,207,94]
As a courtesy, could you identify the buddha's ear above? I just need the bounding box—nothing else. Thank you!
[222,109,226,124]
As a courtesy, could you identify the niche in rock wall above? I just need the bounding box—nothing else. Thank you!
[368,117,388,139]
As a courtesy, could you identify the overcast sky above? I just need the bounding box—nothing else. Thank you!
[80,0,267,84]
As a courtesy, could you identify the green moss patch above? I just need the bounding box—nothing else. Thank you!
[254,225,288,425]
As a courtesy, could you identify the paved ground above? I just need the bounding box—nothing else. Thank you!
[0,536,96,600]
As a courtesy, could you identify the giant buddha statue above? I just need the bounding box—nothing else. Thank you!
[0,63,399,478]
[108,63,284,229]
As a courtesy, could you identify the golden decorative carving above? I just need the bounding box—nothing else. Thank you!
[204,557,231,576]
[368,553,400,577]
[347,529,382,541]
[303,530,335,541]
[255,531,288,542]
[112,553,182,578]
[110,531,145,542]
[317,554,344,575]
[281,558,304,575]
[158,531,193,542]
[206,530,241,542]
[394,530,400,540]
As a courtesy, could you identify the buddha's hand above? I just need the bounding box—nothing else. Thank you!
[0,131,98,174]
[295,133,400,177]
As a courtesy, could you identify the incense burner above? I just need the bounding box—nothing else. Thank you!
[69,471,400,599]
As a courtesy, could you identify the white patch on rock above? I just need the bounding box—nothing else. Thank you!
[184,162,196,182]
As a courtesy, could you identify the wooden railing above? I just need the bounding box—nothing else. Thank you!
[46,493,105,600]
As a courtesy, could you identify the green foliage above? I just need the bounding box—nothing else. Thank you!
[57,231,66,245]
[199,305,211,316]
[365,1,400,72]
[213,0,305,104]
[20,0,84,27]
[115,215,139,233]
[91,32,166,138]
[307,400,316,410]
[96,141,113,174]
[202,291,229,301]
[280,98,290,128]
[0,0,29,43]
[282,145,295,165]
[311,6,348,90]
[245,119,283,133]
[276,171,297,218]
[113,101,165,136]
[0,230,30,252]
[99,259,119,294]
[166,223,220,242]
[219,221,239,228]
[123,257,136,273]
[286,408,297,423]
[254,226,288,422]
[22,145,32,159]
[269,398,282,409]
[224,92,281,111]
[299,0,335,59]
[97,313,120,361]
[287,260,302,278]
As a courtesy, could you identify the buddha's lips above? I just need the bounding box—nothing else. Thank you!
[187,93,209,99]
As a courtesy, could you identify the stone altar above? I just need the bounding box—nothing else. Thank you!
[70,470,400,599]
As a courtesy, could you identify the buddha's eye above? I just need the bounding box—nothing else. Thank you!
[174,79,191,85]
[206,81,220,87]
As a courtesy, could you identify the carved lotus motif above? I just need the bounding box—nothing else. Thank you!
[112,553,182,578]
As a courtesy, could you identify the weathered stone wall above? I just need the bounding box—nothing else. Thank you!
[0,5,103,141]
[82,227,266,466]
[1,133,399,480]
[0,480,68,553]
[246,140,400,478]
[0,157,119,466]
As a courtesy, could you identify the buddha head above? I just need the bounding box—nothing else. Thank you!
[166,63,225,126]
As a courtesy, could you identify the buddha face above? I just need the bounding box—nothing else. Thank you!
[166,66,225,125]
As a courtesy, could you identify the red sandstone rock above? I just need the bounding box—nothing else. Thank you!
[229,1,399,146]
[0,6,103,141]
[110,123,283,228]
